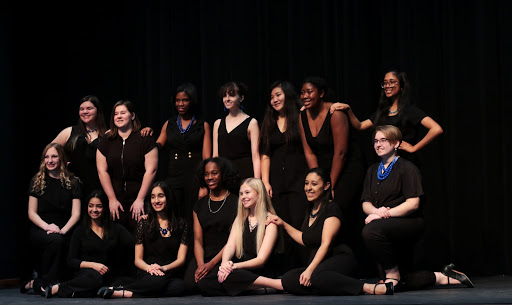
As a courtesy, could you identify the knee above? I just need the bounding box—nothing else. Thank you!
[361,222,384,242]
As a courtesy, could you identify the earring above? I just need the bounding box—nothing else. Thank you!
[224,107,227,112]
[239,105,244,110]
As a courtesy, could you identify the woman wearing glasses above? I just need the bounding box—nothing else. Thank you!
[361,125,473,292]
[331,70,443,165]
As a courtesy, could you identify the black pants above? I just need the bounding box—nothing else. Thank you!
[125,271,185,297]
[361,217,424,270]
[281,245,362,296]
[57,269,104,298]
[29,227,67,288]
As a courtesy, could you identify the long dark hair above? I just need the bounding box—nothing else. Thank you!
[302,167,332,226]
[197,157,240,194]
[373,70,411,126]
[70,95,108,150]
[83,190,112,240]
[145,181,178,241]
[259,81,302,155]
[107,100,142,139]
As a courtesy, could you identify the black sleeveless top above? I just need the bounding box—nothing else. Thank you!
[64,126,101,196]
[218,116,254,179]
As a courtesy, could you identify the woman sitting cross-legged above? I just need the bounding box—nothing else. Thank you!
[98,181,189,298]
[43,190,134,298]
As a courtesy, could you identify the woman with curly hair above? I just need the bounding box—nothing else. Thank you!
[21,143,81,294]
[183,157,240,294]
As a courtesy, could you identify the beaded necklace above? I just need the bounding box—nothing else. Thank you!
[377,156,399,180]
[248,217,258,232]
[177,115,196,134]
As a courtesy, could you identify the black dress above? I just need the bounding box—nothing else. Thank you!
[218,117,254,180]
[370,105,427,166]
[300,110,366,246]
[184,194,238,293]
[56,223,134,297]
[124,218,190,297]
[28,175,82,288]
[97,132,156,233]
[198,220,277,296]
[160,116,205,221]
[281,202,362,296]
[64,126,102,202]
[263,122,308,228]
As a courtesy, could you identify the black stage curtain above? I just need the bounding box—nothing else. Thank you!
[6,0,511,279]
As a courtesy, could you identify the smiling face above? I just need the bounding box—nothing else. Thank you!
[270,86,286,113]
[374,130,399,159]
[304,172,329,203]
[88,197,104,220]
[239,183,259,210]
[223,91,243,111]
[79,101,98,125]
[113,105,134,129]
[204,161,223,192]
[382,72,401,99]
[300,82,323,109]
[151,186,167,212]
[44,147,60,173]
[175,91,191,116]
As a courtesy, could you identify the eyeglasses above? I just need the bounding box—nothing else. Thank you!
[373,138,389,145]
[380,80,399,88]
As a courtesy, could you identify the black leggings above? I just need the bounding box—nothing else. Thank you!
[361,217,424,270]
[281,246,362,296]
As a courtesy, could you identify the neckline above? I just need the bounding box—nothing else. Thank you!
[224,116,251,134]
[305,110,330,138]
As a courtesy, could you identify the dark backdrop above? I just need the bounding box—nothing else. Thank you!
[3,0,511,279]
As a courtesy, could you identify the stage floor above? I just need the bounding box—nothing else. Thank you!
[3,275,511,305]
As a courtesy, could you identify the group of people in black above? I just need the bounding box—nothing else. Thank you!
[21,70,474,299]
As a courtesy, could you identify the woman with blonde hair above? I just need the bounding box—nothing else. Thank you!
[21,143,81,294]
[198,178,283,296]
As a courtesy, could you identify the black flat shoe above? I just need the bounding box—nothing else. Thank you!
[442,263,474,288]
[373,282,394,295]
[385,277,404,292]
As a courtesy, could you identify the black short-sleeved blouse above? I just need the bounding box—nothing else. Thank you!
[29,175,82,228]
[361,157,423,213]
[135,218,190,268]
[97,132,156,200]
[193,194,238,261]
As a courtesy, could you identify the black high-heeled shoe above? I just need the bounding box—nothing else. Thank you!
[385,277,404,292]
[373,282,394,295]
[442,263,474,288]
[99,286,125,299]
[19,280,32,294]
[43,284,56,298]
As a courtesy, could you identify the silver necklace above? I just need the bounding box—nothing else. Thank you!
[248,217,258,232]
[388,108,399,115]
[208,191,229,213]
